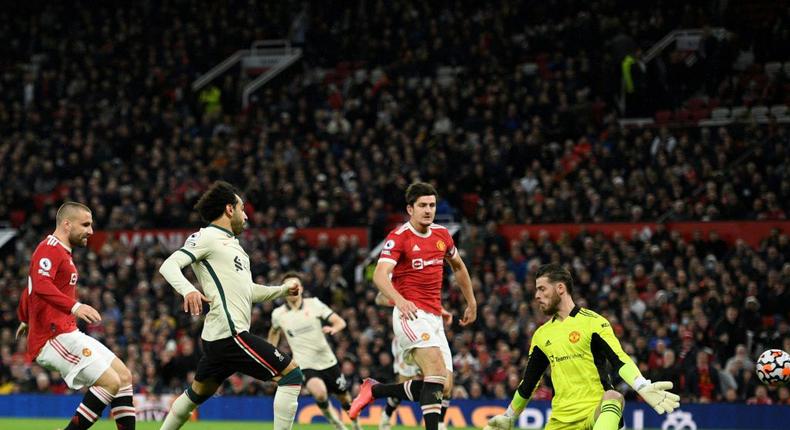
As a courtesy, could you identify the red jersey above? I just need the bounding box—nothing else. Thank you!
[17,235,79,360]
[378,222,457,315]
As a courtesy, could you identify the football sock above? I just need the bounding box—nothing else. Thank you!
[593,399,623,430]
[385,397,401,415]
[372,380,424,401]
[159,386,207,430]
[64,385,114,430]
[273,368,302,430]
[111,385,136,430]
[420,376,446,430]
[440,398,450,423]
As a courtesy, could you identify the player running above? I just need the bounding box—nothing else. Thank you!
[349,182,476,430]
[16,202,137,430]
[485,263,680,430]
[268,272,363,430]
[158,181,303,430]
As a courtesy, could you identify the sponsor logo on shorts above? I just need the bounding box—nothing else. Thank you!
[82,348,92,357]
[568,331,581,343]
[421,333,431,341]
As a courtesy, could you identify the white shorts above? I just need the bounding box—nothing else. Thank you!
[35,330,117,390]
[392,338,421,378]
[392,308,453,372]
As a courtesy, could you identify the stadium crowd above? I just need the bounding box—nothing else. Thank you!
[1,0,789,409]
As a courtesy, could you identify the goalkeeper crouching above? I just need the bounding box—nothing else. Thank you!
[487,264,680,430]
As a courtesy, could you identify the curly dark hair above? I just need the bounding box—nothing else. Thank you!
[194,181,240,222]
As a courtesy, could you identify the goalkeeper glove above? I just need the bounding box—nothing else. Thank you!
[485,413,516,430]
[636,380,680,414]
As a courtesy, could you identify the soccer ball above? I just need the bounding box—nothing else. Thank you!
[755,349,790,385]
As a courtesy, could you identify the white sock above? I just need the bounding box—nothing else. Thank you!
[160,393,197,430]
[273,385,300,430]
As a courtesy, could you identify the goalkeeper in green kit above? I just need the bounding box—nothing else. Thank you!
[486,264,680,430]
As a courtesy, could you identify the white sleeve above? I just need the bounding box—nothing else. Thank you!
[159,250,200,297]
[251,284,289,303]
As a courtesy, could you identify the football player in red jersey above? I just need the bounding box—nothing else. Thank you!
[16,202,136,430]
[349,182,476,430]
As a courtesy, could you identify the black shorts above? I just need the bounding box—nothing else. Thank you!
[195,331,292,383]
[302,363,348,394]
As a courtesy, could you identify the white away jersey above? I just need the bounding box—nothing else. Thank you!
[271,297,338,370]
[160,224,288,341]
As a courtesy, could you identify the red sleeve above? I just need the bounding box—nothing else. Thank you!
[17,283,29,323]
[30,248,76,314]
[378,232,403,266]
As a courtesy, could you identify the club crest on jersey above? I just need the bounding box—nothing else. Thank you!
[82,348,92,357]
[568,331,581,343]
[436,240,446,252]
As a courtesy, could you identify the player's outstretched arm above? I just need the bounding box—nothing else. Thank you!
[486,345,549,430]
[593,314,680,414]
[251,280,298,303]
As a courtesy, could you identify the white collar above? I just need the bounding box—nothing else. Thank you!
[406,222,432,238]
[48,234,72,253]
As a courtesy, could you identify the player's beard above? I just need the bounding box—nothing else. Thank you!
[230,214,245,236]
[541,290,561,316]
[68,231,89,248]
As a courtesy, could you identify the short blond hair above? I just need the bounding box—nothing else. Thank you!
[56,202,91,225]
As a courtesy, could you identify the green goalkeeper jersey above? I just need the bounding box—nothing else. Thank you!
[521,306,632,423]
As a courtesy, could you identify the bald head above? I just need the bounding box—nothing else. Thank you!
[56,202,91,226]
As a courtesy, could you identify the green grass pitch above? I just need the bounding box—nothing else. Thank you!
[0,420,425,430]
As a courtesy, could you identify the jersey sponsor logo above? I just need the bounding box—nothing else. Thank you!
[436,240,446,252]
[411,258,443,270]
[421,332,431,341]
[548,352,584,363]
[412,244,421,251]
[69,273,78,285]
[82,348,92,357]
[568,331,581,343]
[384,240,396,250]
